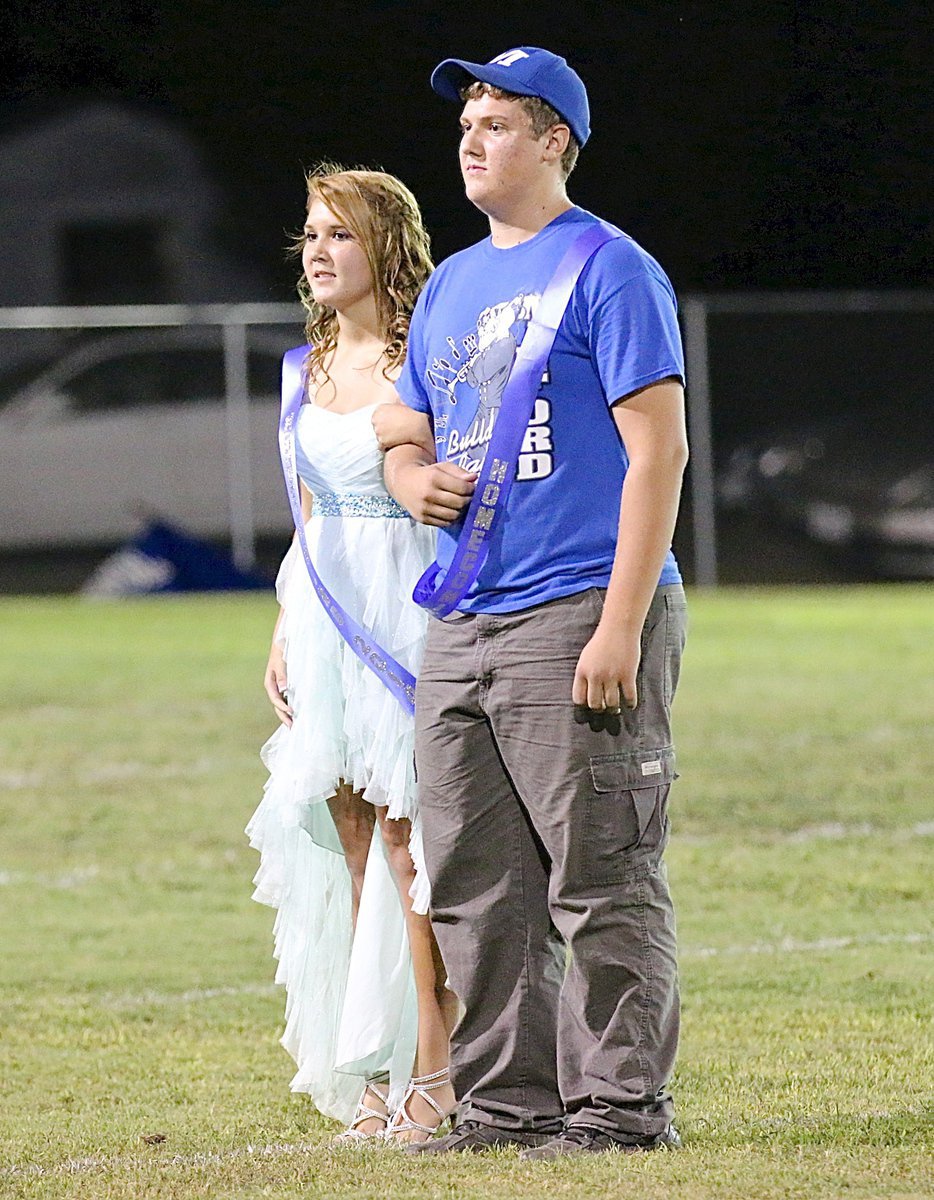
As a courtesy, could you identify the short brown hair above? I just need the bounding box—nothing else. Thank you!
[461,81,580,180]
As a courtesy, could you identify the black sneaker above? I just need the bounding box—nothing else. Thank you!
[405,1119,554,1155]
[520,1123,682,1160]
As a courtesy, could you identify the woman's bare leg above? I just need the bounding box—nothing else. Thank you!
[325,784,386,1136]
[376,808,458,1140]
[326,782,376,932]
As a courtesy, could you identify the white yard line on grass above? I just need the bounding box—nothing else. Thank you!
[684,930,933,959]
[19,983,280,1012]
[783,819,934,843]
[109,982,280,1008]
[0,849,243,888]
[3,823,931,890]
[0,757,225,790]
[678,820,934,846]
[1,1138,319,1181]
[16,932,929,1017]
[0,865,101,888]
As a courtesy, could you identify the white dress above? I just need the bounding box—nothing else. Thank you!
[245,399,435,1124]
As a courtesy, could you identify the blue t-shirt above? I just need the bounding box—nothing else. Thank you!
[397,206,684,614]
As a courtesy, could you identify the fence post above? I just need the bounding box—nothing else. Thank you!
[682,297,718,587]
[222,321,256,569]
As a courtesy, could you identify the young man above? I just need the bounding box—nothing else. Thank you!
[380,46,688,1158]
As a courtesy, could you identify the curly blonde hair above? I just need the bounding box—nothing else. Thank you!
[292,164,433,382]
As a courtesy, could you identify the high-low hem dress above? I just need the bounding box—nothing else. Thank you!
[245,398,435,1124]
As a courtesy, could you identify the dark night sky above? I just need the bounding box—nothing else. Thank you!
[4,0,931,300]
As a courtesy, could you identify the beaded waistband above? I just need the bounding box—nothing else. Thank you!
[312,491,409,519]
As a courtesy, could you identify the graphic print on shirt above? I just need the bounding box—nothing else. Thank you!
[425,290,554,482]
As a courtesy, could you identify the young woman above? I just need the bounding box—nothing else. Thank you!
[246,167,457,1143]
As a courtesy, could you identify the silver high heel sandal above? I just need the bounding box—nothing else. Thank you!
[384,1066,455,1143]
[332,1077,391,1144]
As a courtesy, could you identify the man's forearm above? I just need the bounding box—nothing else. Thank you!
[384,444,477,527]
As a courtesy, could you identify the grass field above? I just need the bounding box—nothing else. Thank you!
[0,586,931,1199]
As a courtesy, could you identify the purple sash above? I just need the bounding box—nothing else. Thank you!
[279,347,416,715]
[413,221,621,618]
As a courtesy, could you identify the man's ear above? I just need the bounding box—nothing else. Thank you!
[543,123,571,163]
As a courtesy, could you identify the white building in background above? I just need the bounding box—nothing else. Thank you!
[0,97,257,309]
[0,100,296,560]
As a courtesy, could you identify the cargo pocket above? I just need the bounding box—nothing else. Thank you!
[581,748,676,886]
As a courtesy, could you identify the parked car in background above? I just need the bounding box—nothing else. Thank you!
[719,402,934,579]
[0,327,298,549]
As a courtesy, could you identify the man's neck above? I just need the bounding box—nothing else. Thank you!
[487,195,574,249]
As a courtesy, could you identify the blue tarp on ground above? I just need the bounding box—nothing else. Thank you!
[82,519,272,595]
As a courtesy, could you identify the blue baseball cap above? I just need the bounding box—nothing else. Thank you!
[431,46,591,147]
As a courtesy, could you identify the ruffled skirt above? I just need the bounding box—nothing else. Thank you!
[246,513,435,1122]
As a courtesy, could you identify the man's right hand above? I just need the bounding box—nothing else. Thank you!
[389,458,477,527]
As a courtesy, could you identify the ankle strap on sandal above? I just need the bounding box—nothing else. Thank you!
[410,1066,450,1089]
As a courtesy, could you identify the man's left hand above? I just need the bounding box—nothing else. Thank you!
[572,624,640,711]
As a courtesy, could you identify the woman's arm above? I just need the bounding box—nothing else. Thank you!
[263,481,314,728]
[372,401,436,453]
[263,608,292,727]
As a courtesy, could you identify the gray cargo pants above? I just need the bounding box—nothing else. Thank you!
[414,584,686,1138]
